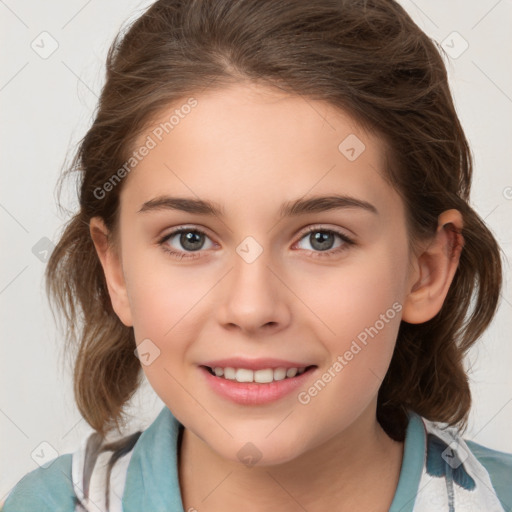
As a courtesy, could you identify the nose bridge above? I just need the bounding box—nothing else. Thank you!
[230,236,277,303]
[216,235,289,331]
[243,249,271,278]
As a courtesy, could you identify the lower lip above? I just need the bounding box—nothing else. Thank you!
[199,366,317,405]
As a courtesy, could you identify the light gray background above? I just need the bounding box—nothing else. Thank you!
[1,0,511,500]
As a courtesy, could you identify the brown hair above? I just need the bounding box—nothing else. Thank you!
[46,0,502,442]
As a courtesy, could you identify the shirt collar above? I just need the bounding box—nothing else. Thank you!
[389,411,426,512]
[122,406,426,511]
[122,405,184,511]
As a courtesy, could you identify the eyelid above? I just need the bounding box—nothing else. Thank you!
[158,226,217,247]
[295,223,356,240]
[292,225,355,257]
[158,224,215,242]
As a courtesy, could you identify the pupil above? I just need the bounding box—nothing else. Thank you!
[311,231,334,251]
[181,231,203,251]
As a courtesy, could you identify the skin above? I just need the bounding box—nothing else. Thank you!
[90,81,463,511]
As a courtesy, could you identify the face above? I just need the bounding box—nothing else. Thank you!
[104,82,418,465]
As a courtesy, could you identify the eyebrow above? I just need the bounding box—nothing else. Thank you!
[137,194,378,217]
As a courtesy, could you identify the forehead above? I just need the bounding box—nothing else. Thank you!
[121,82,395,218]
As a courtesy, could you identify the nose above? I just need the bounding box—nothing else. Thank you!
[216,248,291,335]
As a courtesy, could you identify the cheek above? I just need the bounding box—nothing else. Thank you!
[297,247,405,340]
[124,260,197,409]
[294,275,402,430]
[123,244,212,337]
[296,245,406,396]
[122,247,220,392]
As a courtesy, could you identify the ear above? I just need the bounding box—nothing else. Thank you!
[402,209,464,324]
[89,216,133,327]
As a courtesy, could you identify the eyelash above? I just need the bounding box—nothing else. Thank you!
[157,225,355,261]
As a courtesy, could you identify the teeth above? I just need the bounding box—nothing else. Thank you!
[236,368,253,382]
[286,368,298,378]
[223,367,236,380]
[254,368,273,383]
[210,366,309,383]
[273,368,287,381]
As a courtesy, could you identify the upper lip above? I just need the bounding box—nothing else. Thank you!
[201,358,316,371]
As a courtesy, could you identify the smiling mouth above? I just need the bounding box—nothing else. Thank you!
[202,365,317,383]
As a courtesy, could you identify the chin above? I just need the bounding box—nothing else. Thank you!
[211,430,310,468]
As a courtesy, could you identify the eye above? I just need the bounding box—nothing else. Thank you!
[157,225,355,261]
[294,226,354,257]
[157,227,215,260]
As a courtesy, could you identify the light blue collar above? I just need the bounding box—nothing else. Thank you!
[122,406,425,511]
[122,406,185,511]
[389,412,426,512]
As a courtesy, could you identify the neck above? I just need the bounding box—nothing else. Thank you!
[178,406,404,512]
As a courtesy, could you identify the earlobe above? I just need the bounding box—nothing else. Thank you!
[402,209,464,324]
[89,217,133,327]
